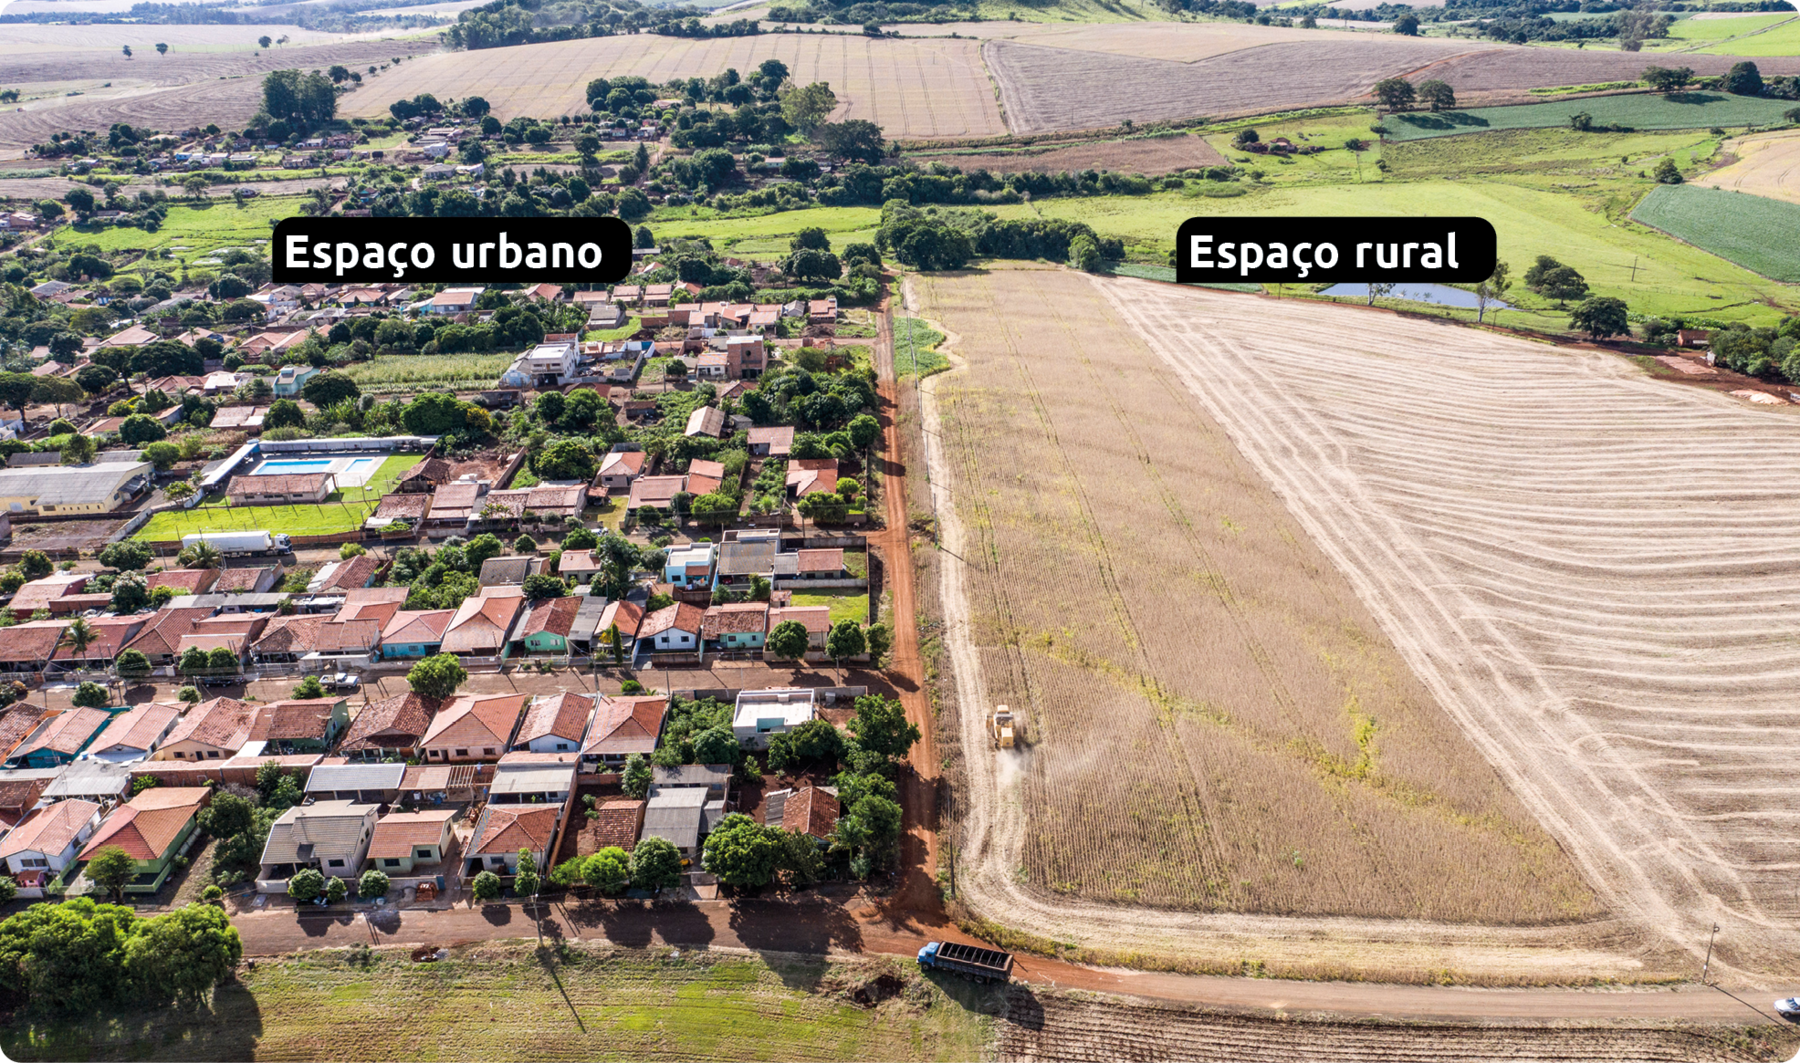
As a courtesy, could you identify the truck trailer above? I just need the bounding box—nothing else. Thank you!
[179,530,292,557]
[916,941,1013,984]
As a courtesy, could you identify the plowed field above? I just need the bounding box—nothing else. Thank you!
[1701,130,1800,205]
[337,34,1005,139]
[909,133,1226,174]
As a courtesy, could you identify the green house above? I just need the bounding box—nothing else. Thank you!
[702,602,769,651]
[509,596,580,657]
[262,697,350,754]
[75,787,210,895]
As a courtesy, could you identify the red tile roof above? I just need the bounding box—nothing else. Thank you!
[367,809,456,859]
[598,600,643,638]
[381,609,455,645]
[50,615,147,662]
[254,698,342,742]
[338,691,444,752]
[321,554,378,591]
[639,602,703,638]
[516,596,581,641]
[583,695,667,757]
[468,804,558,856]
[0,799,99,861]
[780,786,839,840]
[701,601,768,637]
[79,787,208,860]
[123,608,215,660]
[163,697,256,753]
[517,693,593,746]
[587,798,643,851]
[12,707,109,760]
[147,568,218,594]
[212,566,279,593]
[421,694,526,751]
[0,622,65,664]
[90,702,180,754]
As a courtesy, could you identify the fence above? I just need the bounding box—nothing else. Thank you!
[772,578,868,591]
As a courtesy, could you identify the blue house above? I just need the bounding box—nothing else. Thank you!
[272,364,320,397]
[381,608,455,659]
[5,707,112,769]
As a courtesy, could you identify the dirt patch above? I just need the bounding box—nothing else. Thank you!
[912,134,1226,175]
[1701,130,1800,206]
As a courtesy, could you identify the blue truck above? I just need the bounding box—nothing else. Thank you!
[916,941,1014,984]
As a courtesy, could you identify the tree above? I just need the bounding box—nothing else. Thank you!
[286,867,325,903]
[464,532,504,572]
[178,646,211,676]
[1475,259,1511,324]
[620,751,654,800]
[20,550,51,579]
[521,572,567,603]
[1569,296,1630,340]
[471,870,502,903]
[0,372,35,424]
[77,364,119,396]
[259,35,272,48]
[261,68,335,128]
[1372,78,1415,112]
[513,534,537,554]
[779,81,837,135]
[865,623,892,666]
[181,541,221,571]
[111,574,150,614]
[116,414,166,447]
[1539,265,1589,305]
[1723,61,1764,97]
[767,619,811,663]
[358,869,389,899]
[1416,79,1455,112]
[34,376,84,419]
[815,120,884,164]
[1641,65,1694,95]
[88,846,138,903]
[198,792,255,839]
[325,876,348,904]
[141,441,180,472]
[0,876,14,905]
[0,897,137,1014]
[786,248,841,281]
[292,675,325,699]
[1393,13,1419,34]
[847,694,919,765]
[629,836,683,894]
[300,371,359,409]
[1653,156,1683,184]
[535,439,595,482]
[72,679,109,709]
[583,847,630,895]
[155,42,167,55]
[701,813,784,889]
[407,653,467,699]
[832,793,902,875]
[121,902,242,1011]
[515,850,540,937]
[115,648,151,678]
[263,399,304,430]
[691,726,738,765]
[825,619,866,679]
[177,686,201,705]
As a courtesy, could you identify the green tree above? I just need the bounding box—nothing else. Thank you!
[628,836,683,894]
[263,399,304,430]
[88,846,138,903]
[814,119,884,164]
[779,81,837,135]
[1723,61,1763,96]
[1653,157,1683,184]
[521,572,567,603]
[1393,12,1419,34]
[208,646,237,672]
[1372,77,1415,111]
[780,829,824,886]
[513,534,537,554]
[287,867,325,903]
[177,686,201,704]
[865,623,893,666]
[300,370,359,409]
[1539,265,1589,305]
[292,675,325,699]
[1569,296,1630,339]
[141,441,180,472]
[123,903,242,1010]
[358,869,389,899]
[19,550,51,579]
[700,813,784,889]
[583,847,630,895]
[178,646,211,675]
[115,648,152,678]
[0,897,137,1014]
[407,653,468,699]
[825,619,866,679]
[471,870,502,902]
[1641,65,1694,95]
[116,413,166,447]
[464,532,504,572]
[1475,259,1511,324]
[0,876,14,905]
[691,726,738,765]
[1066,234,1102,273]
[72,679,110,709]
[766,619,811,663]
[198,792,255,839]
[325,876,348,904]
[847,694,919,765]
[622,752,652,799]
[98,540,152,573]
[1416,79,1455,111]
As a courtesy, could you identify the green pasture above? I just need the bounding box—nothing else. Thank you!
[1696,18,1800,53]
[1664,12,1791,39]
[56,195,305,266]
[788,589,870,625]
[648,205,881,257]
[1630,183,1800,282]
[1381,93,1797,142]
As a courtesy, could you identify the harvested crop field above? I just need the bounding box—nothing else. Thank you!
[0,38,439,152]
[1631,183,1800,282]
[974,20,1432,62]
[997,990,1800,1062]
[0,24,411,55]
[1700,130,1800,205]
[338,34,1004,139]
[1421,48,1800,101]
[910,133,1226,175]
[2,946,992,1062]
[919,266,1599,928]
[1383,91,1800,142]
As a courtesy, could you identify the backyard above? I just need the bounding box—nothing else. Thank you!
[137,453,423,541]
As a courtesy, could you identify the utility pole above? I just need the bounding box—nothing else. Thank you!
[1701,923,1720,985]
[1629,256,1640,283]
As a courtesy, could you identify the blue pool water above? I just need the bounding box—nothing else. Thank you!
[1319,282,1511,310]
[258,459,334,471]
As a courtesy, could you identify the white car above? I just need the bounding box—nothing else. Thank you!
[1774,997,1800,1023]
[327,673,360,692]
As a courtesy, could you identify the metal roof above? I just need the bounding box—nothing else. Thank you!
[41,758,133,800]
[487,764,576,796]
[0,462,151,506]
[642,785,707,850]
[304,763,406,793]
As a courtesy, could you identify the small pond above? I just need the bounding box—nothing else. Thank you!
[1318,282,1510,310]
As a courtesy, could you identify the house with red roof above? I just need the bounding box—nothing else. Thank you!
[508,595,582,656]
[153,697,257,761]
[78,786,210,894]
[514,692,593,754]
[639,601,704,656]
[579,694,668,773]
[0,798,102,887]
[439,587,525,657]
[86,703,181,762]
[5,707,111,768]
[338,691,443,761]
[420,693,527,763]
[466,804,559,875]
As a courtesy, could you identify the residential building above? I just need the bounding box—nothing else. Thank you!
[12,572,90,615]
[213,566,281,595]
[641,786,711,857]
[487,755,576,804]
[477,556,546,588]
[765,786,839,842]
[336,691,444,761]
[147,568,219,597]
[85,703,180,762]
[257,800,379,888]
[594,600,643,659]
[498,338,579,388]
[0,622,68,674]
[40,759,133,804]
[702,602,768,651]
[379,609,455,659]
[122,608,216,666]
[662,542,717,589]
[270,365,320,397]
[639,602,704,655]
[154,697,258,761]
[252,698,350,754]
[420,693,527,762]
[440,587,525,657]
[766,606,831,654]
[0,798,102,882]
[0,461,153,515]
[793,548,848,580]
[578,694,667,773]
[585,798,644,851]
[685,459,725,497]
[6,707,111,768]
[787,458,840,498]
[509,596,582,656]
[626,474,685,511]
[426,287,483,315]
[746,426,795,458]
[514,693,593,754]
[596,449,647,492]
[76,787,210,894]
[304,763,406,804]
[650,763,732,801]
[365,809,457,874]
[228,472,334,506]
[683,406,726,439]
[557,549,604,584]
[714,535,779,593]
[0,773,51,837]
[466,804,558,874]
[731,688,818,748]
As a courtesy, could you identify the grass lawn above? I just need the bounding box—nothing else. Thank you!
[1630,183,1800,282]
[137,454,422,541]
[343,353,516,393]
[789,589,869,625]
[57,195,307,267]
[1664,12,1792,39]
[1381,92,1798,142]
[1,947,994,1062]
[648,205,881,257]
[894,317,949,379]
[583,316,642,342]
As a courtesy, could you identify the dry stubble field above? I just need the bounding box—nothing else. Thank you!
[338,34,1005,139]
[918,267,1598,928]
[1700,130,1800,204]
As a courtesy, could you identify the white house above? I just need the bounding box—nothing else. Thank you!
[426,287,484,315]
[639,602,703,654]
[498,338,579,388]
[0,798,103,878]
[731,688,818,748]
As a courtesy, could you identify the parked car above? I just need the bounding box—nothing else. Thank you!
[1775,997,1800,1024]
[324,672,360,692]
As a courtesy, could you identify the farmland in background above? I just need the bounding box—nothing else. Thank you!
[1381,92,1800,142]
[906,132,1228,176]
[1,947,992,1061]
[1695,18,1800,54]
[1631,183,1800,281]
[1698,129,1800,205]
[1662,12,1794,42]
[922,265,1599,922]
[337,34,1006,139]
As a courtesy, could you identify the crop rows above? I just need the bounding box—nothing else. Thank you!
[923,266,1597,923]
[339,34,1004,139]
[1631,182,1800,282]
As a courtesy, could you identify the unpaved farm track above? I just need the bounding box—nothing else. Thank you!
[999,990,1800,1062]
[918,266,1800,987]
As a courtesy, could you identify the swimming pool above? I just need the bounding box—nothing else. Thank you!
[251,455,387,488]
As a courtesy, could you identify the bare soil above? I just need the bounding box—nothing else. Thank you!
[1700,130,1800,205]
